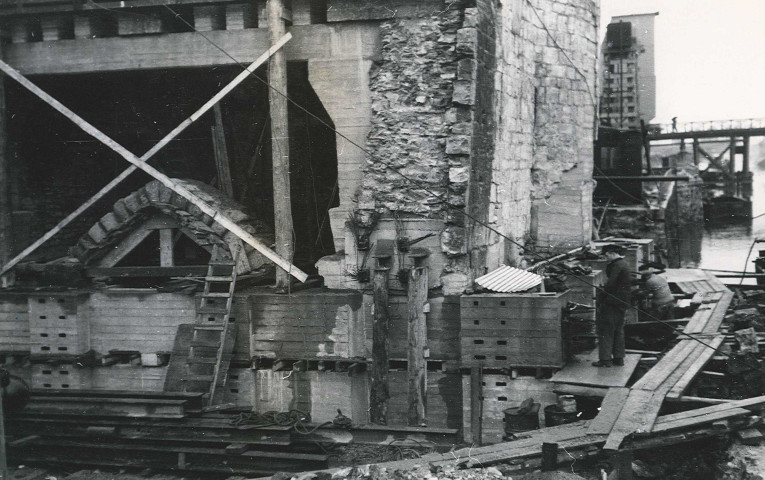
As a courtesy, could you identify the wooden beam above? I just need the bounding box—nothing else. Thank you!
[0,382,7,480]
[698,145,733,179]
[729,136,737,175]
[743,136,750,173]
[159,229,175,267]
[85,266,208,278]
[212,104,234,198]
[0,35,307,283]
[470,366,482,446]
[370,267,390,425]
[0,43,12,285]
[268,0,294,289]
[407,266,428,427]
[97,215,179,267]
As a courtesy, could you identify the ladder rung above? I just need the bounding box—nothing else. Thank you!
[190,340,221,348]
[206,276,234,282]
[183,375,214,382]
[197,307,228,314]
[186,357,217,365]
[203,292,231,298]
[193,325,225,331]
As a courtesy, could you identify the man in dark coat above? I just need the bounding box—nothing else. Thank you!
[594,244,633,367]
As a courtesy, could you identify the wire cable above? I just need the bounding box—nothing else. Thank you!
[156,5,754,367]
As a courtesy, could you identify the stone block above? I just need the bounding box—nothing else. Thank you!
[445,135,472,155]
[462,8,478,28]
[452,80,475,106]
[441,226,467,257]
[449,166,470,184]
[457,58,477,81]
[441,272,469,296]
[456,28,478,56]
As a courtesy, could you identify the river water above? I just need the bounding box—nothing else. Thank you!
[700,166,765,283]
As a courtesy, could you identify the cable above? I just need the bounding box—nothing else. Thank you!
[558,263,762,371]
[738,239,758,287]
[155,6,755,367]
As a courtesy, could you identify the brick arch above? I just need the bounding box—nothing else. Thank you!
[71,179,274,271]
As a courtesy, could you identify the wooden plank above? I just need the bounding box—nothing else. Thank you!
[652,407,750,433]
[212,103,234,198]
[0,42,12,280]
[0,34,302,280]
[159,228,174,267]
[470,366,482,446]
[632,340,695,390]
[587,387,630,435]
[97,222,155,267]
[550,350,640,388]
[86,266,208,277]
[603,389,663,450]
[370,268,390,425]
[407,267,428,427]
[667,336,724,399]
[656,395,765,424]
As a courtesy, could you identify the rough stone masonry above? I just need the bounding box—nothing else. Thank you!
[320,0,598,293]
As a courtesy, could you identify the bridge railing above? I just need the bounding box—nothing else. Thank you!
[651,118,765,134]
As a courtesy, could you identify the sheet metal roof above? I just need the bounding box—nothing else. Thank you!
[475,265,543,293]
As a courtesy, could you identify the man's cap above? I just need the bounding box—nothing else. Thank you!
[639,262,666,274]
[601,244,625,255]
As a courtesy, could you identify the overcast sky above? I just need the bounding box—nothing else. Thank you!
[599,1,765,125]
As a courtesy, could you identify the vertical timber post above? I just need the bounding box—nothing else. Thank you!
[0,387,6,480]
[743,136,750,173]
[470,365,483,445]
[729,136,737,175]
[0,43,13,287]
[370,266,390,424]
[692,138,699,166]
[611,450,634,480]
[407,266,428,426]
[267,0,294,289]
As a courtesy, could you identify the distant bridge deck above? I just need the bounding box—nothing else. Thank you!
[648,118,765,140]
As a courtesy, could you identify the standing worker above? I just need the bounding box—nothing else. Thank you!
[638,263,676,320]
[593,244,632,367]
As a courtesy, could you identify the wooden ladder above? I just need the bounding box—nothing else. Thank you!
[183,248,238,406]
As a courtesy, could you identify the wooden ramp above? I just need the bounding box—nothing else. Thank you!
[599,271,733,450]
[551,349,641,388]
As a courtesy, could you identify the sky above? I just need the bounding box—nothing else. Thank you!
[599,1,765,125]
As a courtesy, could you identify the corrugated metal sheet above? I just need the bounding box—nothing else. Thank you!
[475,265,543,293]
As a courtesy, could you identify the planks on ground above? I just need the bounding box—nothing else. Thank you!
[667,336,725,399]
[603,389,663,450]
[550,349,640,388]
[587,387,630,435]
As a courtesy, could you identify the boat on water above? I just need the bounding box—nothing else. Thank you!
[703,195,753,222]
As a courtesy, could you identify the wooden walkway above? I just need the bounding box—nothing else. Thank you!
[256,271,751,478]
[599,270,733,450]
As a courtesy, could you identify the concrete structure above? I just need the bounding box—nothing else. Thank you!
[0,0,599,296]
[600,12,658,129]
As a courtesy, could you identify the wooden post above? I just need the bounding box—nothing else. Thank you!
[267,0,294,289]
[692,138,699,166]
[159,228,174,267]
[729,136,737,175]
[743,136,750,174]
[0,43,12,283]
[370,266,390,425]
[470,366,483,445]
[541,442,558,471]
[611,450,633,480]
[407,266,428,426]
[0,382,7,480]
[212,104,234,197]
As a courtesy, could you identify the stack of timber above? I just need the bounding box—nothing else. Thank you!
[460,291,570,369]
[6,389,460,476]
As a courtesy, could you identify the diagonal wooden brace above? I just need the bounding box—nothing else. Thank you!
[0,34,308,281]
[0,35,308,282]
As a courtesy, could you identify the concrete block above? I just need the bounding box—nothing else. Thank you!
[225,3,257,30]
[194,5,226,32]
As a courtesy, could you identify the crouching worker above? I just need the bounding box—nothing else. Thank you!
[638,263,676,320]
[594,244,632,368]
